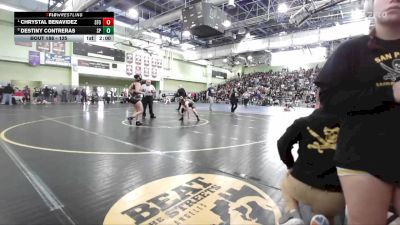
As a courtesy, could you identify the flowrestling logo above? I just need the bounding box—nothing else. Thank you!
[103,174,281,225]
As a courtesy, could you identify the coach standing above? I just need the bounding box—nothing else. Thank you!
[141,79,156,119]
[1,83,14,105]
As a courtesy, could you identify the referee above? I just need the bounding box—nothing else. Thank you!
[141,79,156,119]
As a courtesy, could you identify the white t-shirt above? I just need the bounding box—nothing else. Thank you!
[141,84,156,96]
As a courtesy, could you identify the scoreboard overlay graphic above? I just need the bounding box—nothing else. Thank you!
[14,12,114,42]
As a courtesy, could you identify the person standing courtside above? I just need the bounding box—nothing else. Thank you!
[206,83,216,111]
[1,83,14,105]
[141,79,156,119]
[0,85,3,103]
[229,84,240,113]
[176,85,187,112]
[243,91,250,107]
[23,85,30,103]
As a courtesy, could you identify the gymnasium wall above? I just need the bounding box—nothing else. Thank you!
[163,79,207,92]
[0,60,71,86]
[0,18,72,86]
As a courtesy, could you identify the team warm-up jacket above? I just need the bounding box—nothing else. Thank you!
[278,108,341,192]
[314,35,400,186]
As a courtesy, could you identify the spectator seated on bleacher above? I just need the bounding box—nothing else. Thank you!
[202,67,320,108]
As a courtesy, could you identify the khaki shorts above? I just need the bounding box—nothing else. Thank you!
[282,174,345,217]
[336,167,369,176]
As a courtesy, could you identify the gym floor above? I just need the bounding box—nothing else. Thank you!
[0,102,315,225]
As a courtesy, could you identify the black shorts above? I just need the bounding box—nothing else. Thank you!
[130,96,142,104]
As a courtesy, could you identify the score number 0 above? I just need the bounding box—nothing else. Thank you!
[103,18,114,26]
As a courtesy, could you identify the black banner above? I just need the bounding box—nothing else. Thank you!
[212,70,227,79]
[73,43,125,62]
[15,19,106,26]
[14,12,114,18]
[15,26,105,35]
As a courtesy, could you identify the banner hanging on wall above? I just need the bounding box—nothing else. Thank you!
[29,51,40,66]
[143,56,150,66]
[151,58,157,67]
[143,67,149,77]
[15,42,32,47]
[135,66,142,75]
[151,68,157,78]
[78,59,110,69]
[36,42,50,52]
[51,42,65,55]
[131,52,163,80]
[157,58,163,68]
[135,55,142,65]
[45,53,71,67]
[126,64,133,76]
[126,53,133,64]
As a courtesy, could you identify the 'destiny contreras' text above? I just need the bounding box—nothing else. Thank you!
[18,28,76,34]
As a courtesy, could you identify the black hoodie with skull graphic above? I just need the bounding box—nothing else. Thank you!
[278,108,341,192]
[314,35,400,186]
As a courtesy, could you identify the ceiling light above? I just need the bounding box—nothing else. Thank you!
[182,30,191,37]
[127,8,138,19]
[351,9,363,20]
[223,20,231,27]
[278,3,288,13]
[0,3,26,11]
[227,0,235,9]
